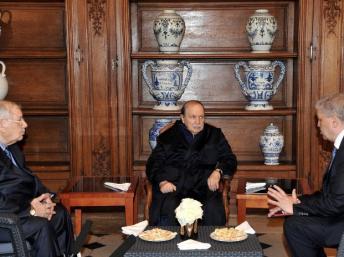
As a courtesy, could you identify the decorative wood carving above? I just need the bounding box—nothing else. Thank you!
[319,148,331,174]
[92,136,111,176]
[324,0,341,34]
[87,0,106,35]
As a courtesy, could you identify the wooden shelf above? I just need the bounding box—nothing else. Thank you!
[0,49,66,59]
[131,51,298,60]
[132,107,296,116]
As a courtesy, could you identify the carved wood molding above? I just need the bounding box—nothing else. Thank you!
[324,0,341,34]
[319,148,331,174]
[87,0,106,35]
[92,136,111,176]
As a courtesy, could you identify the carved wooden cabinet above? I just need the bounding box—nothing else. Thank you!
[66,0,131,177]
[129,0,313,181]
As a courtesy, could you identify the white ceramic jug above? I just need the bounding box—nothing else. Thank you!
[0,61,8,100]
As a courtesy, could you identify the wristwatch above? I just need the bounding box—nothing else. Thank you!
[29,207,36,216]
[215,168,223,176]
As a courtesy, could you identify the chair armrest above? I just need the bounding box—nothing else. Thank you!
[144,178,153,221]
[0,212,30,257]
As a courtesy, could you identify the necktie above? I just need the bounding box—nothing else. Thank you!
[4,148,17,167]
[328,147,337,170]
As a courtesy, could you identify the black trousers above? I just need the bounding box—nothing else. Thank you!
[284,215,344,257]
[151,188,226,226]
[21,204,74,257]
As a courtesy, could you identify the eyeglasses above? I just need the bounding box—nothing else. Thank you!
[6,118,25,124]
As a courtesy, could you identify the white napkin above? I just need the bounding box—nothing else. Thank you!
[235,221,256,234]
[121,220,148,236]
[104,182,131,191]
[177,239,211,250]
[245,182,266,190]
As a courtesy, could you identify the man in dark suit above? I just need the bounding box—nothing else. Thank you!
[267,93,344,257]
[0,100,75,257]
[146,100,237,226]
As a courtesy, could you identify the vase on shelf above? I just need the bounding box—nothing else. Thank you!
[142,60,192,110]
[260,123,284,165]
[234,60,285,110]
[0,61,8,100]
[149,118,173,149]
[246,9,277,53]
[153,10,185,53]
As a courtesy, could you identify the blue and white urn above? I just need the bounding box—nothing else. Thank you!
[149,119,173,149]
[246,9,277,53]
[234,60,286,110]
[153,10,185,53]
[142,60,192,110]
[260,123,284,165]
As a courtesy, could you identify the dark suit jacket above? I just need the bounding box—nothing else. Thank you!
[0,143,49,218]
[294,139,344,216]
[146,120,237,224]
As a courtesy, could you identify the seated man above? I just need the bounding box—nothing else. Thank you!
[267,93,344,257]
[146,100,237,226]
[0,100,75,257]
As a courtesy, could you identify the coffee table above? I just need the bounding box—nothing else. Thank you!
[236,178,311,224]
[59,176,139,234]
[124,226,263,257]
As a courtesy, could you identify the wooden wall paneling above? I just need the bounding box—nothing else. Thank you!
[0,2,65,54]
[4,59,67,106]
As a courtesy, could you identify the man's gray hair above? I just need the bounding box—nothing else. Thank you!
[315,93,344,122]
[0,100,21,119]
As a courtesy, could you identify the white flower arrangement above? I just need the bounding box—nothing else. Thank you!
[175,198,203,226]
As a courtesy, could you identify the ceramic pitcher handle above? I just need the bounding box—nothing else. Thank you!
[142,60,155,93]
[0,61,6,77]
[179,61,192,92]
[271,61,286,94]
[234,62,249,96]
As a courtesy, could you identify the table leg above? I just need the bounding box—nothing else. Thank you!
[125,199,134,225]
[237,199,247,224]
[75,209,82,235]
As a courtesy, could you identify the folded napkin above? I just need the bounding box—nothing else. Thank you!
[121,220,148,236]
[245,182,266,190]
[235,221,256,234]
[104,182,131,191]
[177,239,211,250]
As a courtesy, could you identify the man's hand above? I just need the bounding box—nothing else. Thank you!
[30,193,56,220]
[159,180,176,193]
[207,169,221,191]
[267,185,300,217]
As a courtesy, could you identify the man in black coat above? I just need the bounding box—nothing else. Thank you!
[267,93,344,257]
[0,100,75,257]
[146,100,237,226]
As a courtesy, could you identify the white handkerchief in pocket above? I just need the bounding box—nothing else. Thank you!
[235,221,256,234]
[177,239,211,250]
[121,220,148,236]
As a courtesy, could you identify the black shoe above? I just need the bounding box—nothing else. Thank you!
[71,219,92,255]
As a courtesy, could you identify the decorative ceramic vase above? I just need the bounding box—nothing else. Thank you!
[149,118,173,149]
[246,9,277,53]
[142,60,192,110]
[260,123,284,165]
[0,61,8,100]
[234,60,286,110]
[153,10,185,53]
[180,220,198,240]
